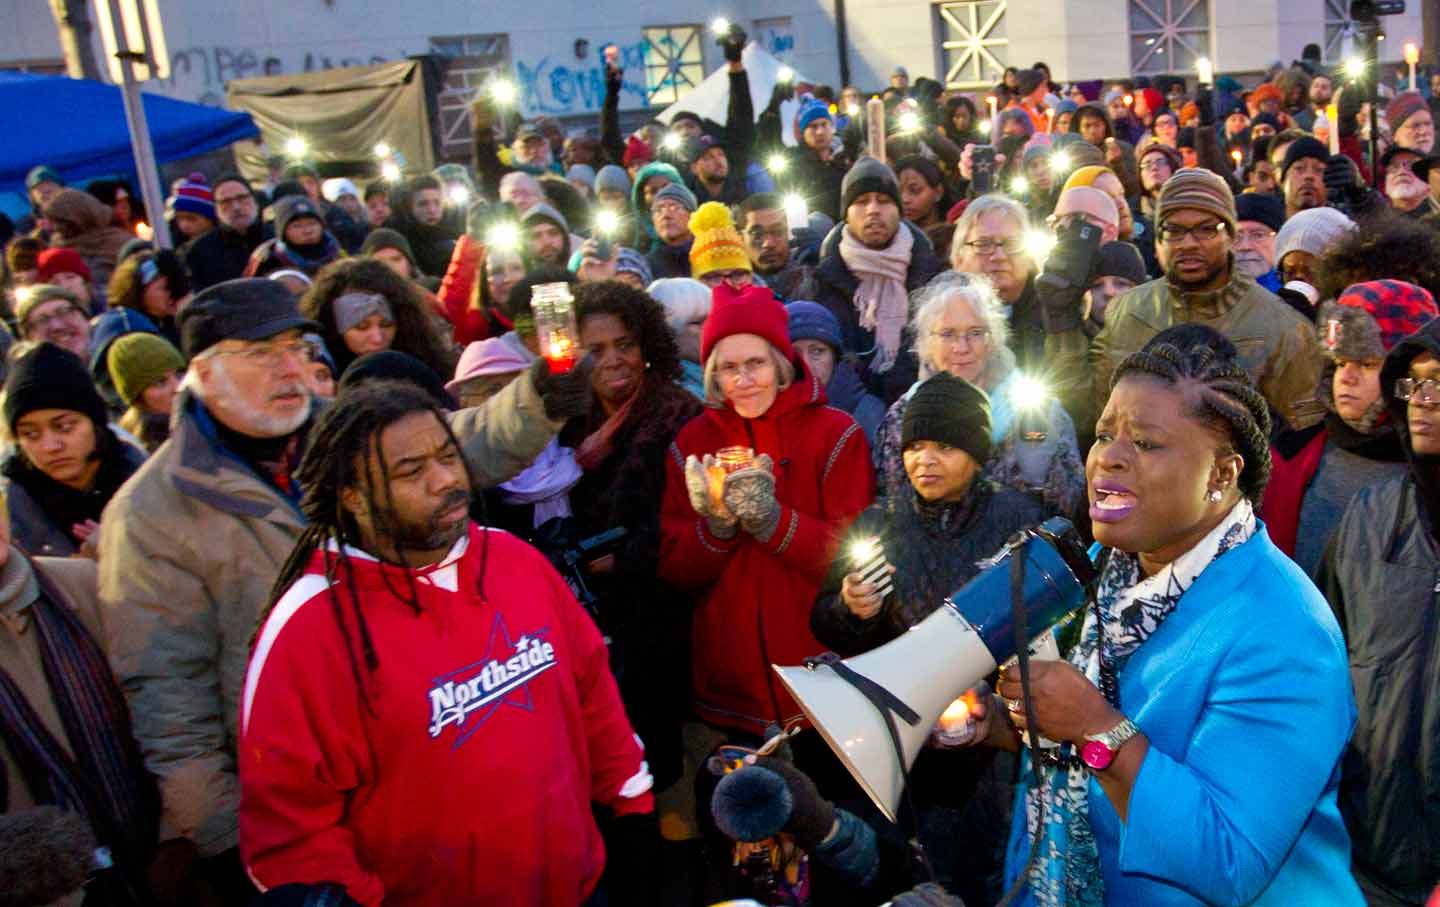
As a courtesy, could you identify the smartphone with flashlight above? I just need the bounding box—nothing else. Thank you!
[1038,219,1103,294]
[971,145,997,194]
[850,537,894,601]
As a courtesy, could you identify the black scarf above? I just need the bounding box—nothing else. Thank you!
[1324,410,1406,462]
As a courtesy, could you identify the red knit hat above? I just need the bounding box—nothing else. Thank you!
[623,136,654,169]
[1138,87,1165,116]
[701,284,792,364]
[35,247,91,284]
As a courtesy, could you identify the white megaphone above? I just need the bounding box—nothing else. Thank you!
[773,517,1094,823]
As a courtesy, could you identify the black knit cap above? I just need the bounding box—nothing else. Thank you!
[901,372,992,465]
[840,156,902,215]
[1095,241,1147,285]
[339,351,455,409]
[1234,192,1285,233]
[4,342,108,433]
[1281,136,1330,180]
[179,277,320,359]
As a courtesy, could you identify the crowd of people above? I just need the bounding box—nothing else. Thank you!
[0,24,1438,907]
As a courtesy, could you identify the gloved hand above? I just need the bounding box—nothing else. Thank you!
[684,454,740,538]
[753,755,836,852]
[1035,275,1088,334]
[1324,153,1361,200]
[1196,86,1216,127]
[529,355,594,421]
[722,454,780,538]
[717,23,748,63]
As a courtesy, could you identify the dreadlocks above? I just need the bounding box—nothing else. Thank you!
[1114,326,1273,505]
[257,380,481,711]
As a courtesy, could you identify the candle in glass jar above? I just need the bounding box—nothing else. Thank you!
[532,282,580,375]
[707,446,754,511]
[545,332,576,373]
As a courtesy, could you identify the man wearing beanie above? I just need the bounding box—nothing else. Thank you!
[1385,90,1434,155]
[785,99,853,221]
[1280,136,1329,218]
[98,277,580,901]
[686,27,759,208]
[689,201,752,288]
[1264,279,1437,573]
[594,164,631,210]
[243,195,343,279]
[1047,167,1321,433]
[182,173,272,292]
[787,300,885,441]
[1232,192,1286,290]
[359,227,427,285]
[1,343,146,558]
[1083,241,1147,335]
[521,202,572,270]
[167,173,217,242]
[814,156,944,402]
[647,181,698,279]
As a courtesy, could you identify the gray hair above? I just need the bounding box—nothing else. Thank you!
[647,277,712,338]
[702,343,795,408]
[948,193,1028,270]
[909,271,1015,387]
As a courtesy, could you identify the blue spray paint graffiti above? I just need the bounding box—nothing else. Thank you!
[764,29,796,59]
[515,40,650,115]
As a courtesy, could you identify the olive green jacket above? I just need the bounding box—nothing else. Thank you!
[1047,268,1323,432]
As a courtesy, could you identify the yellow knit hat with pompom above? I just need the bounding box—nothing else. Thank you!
[688,201,751,278]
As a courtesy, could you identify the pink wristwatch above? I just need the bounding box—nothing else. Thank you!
[1080,717,1140,771]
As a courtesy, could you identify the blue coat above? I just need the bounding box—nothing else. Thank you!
[1006,526,1363,905]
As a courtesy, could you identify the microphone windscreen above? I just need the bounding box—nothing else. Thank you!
[711,765,794,843]
[0,806,95,906]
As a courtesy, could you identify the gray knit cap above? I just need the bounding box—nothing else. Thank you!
[1274,206,1356,263]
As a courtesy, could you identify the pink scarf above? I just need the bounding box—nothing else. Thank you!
[838,225,913,373]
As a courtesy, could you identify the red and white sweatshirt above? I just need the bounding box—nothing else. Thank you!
[239,525,653,907]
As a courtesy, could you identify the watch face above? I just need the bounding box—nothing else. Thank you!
[1081,740,1114,770]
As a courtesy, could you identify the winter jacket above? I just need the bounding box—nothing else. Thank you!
[98,382,562,856]
[812,222,946,403]
[240,526,652,907]
[1,435,146,557]
[647,237,693,280]
[182,220,273,292]
[659,366,873,733]
[811,486,1045,655]
[783,145,852,222]
[873,370,1086,519]
[557,375,702,788]
[243,235,343,278]
[824,360,886,445]
[1046,265,1323,433]
[1312,319,1440,905]
[1006,526,1362,906]
[43,190,134,305]
[88,306,167,413]
[437,234,496,346]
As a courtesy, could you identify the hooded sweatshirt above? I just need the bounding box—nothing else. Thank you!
[240,524,653,907]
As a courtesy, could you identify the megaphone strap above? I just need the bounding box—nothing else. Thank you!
[802,652,921,726]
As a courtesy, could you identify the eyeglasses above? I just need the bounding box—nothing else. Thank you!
[716,356,774,383]
[1158,221,1228,244]
[930,327,990,347]
[1139,159,1172,173]
[652,200,688,217]
[1233,228,1275,244]
[700,270,752,288]
[25,304,86,330]
[964,238,1023,257]
[208,338,310,367]
[1395,377,1440,405]
[745,226,789,242]
[215,193,255,209]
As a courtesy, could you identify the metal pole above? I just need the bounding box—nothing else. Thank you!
[116,59,172,249]
[834,0,851,89]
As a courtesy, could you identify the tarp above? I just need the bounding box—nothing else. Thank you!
[657,43,810,146]
[227,59,437,184]
[0,71,259,193]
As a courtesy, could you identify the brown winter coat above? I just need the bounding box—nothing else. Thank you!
[43,189,135,300]
[98,377,561,856]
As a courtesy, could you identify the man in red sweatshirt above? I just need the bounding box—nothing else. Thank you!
[238,380,657,906]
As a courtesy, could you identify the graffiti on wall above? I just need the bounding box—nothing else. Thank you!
[160,46,397,106]
[514,40,650,116]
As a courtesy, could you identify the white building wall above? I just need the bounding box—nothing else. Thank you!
[0,0,1428,109]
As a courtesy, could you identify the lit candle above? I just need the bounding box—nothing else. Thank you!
[986,95,998,119]
[1123,93,1133,107]
[935,689,980,745]
[545,332,576,373]
[708,446,754,511]
[1045,107,1056,133]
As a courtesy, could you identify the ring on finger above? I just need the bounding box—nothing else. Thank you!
[1006,696,1024,713]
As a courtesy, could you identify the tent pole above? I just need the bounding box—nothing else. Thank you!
[108,0,172,251]
[835,0,851,88]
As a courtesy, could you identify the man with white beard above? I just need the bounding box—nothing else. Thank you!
[1381,146,1440,219]
[98,278,586,903]
[1231,193,1285,293]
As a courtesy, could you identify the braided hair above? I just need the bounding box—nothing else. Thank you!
[255,380,485,712]
[1112,326,1272,505]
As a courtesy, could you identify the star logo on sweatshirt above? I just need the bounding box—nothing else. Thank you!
[425,614,559,746]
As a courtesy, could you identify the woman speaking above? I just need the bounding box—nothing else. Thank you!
[974,327,1362,905]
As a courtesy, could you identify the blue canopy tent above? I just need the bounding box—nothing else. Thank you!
[0,72,258,194]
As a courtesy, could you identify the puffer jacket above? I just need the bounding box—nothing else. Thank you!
[1046,264,1323,432]
[659,364,873,734]
[1313,318,1440,906]
[98,379,562,857]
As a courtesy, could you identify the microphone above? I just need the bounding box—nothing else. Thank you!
[711,763,794,843]
[0,806,96,906]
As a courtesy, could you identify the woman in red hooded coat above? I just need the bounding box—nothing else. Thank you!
[659,284,873,737]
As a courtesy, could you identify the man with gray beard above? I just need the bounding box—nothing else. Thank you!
[1231,193,1285,293]
[97,278,586,904]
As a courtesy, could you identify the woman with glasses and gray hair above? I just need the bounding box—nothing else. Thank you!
[872,271,1085,518]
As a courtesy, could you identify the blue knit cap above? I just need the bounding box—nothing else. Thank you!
[786,300,843,352]
[798,100,833,133]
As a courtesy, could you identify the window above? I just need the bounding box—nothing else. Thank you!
[642,25,705,106]
[429,34,511,162]
[1129,0,1211,75]
[934,0,1009,90]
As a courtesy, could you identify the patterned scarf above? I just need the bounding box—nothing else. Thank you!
[838,225,913,373]
[0,558,154,869]
[1018,499,1256,906]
